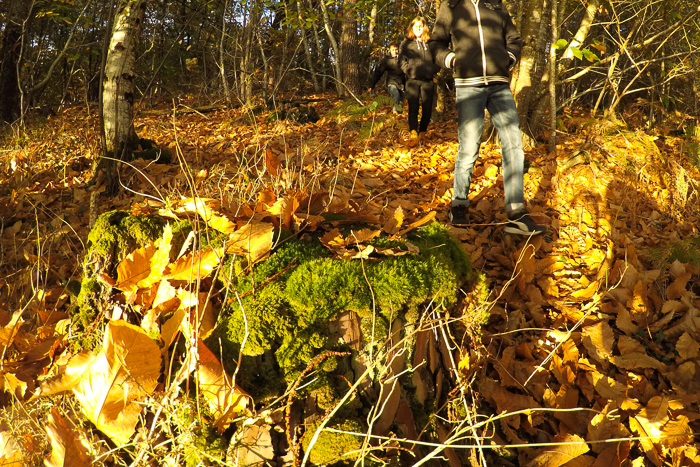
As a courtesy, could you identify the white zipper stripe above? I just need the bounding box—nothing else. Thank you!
[471,0,488,85]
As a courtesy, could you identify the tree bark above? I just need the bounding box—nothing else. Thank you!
[101,0,148,193]
[340,0,361,97]
[319,0,343,97]
[296,0,321,93]
[512,0,546,135]
[0,1,33,123]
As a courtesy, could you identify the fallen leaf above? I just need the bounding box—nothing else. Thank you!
[72,321,161,445]
[382,206,404,235]
[581,321,614,366]
[226,222,274,264]
[526,434,589,467]
[164,246,224,281]
[675,332,699,360]
[44,409,92,467]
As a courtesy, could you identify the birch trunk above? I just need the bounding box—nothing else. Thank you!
[101,0,148,192]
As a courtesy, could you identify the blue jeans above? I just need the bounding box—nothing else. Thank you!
[453,84,525,214]
[387,84,404,112]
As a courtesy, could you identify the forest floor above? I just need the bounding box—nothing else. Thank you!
[1,93,700,466]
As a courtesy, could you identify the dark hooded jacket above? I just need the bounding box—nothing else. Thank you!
[429,0,521,87]
[399,39,440,81]
[369,55,405,90]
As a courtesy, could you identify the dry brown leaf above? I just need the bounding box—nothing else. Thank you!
[196,340,251,431]
[617,335,645,354]
[347,228,381,245]
[581,321,614,366]
[627,280,649,314]
[526,434,589,467]
[44,409,92,467]
[382,206,404,235]
[397,210,436,236]
[611,353,665,371]
[667,272,692,301]
[226,221,274,264]
[0,422,22,466]
[165,246,224,281]
[163,197,237,234]
[267,194,300,230]
[72,320,161,445]
[590,442,630,467]
[675,332,699,360]
[586,370,627,401]
[572,280,599,300]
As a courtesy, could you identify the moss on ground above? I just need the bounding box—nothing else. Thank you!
[221,222,471,393]
[301,418,366,466]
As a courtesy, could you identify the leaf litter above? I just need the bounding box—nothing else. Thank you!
[0,99,699,465]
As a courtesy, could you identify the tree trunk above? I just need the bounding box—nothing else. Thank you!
[101,0,148,194]
[512,0,546,135]
[0,1,33,123]
[219,0,232,105]
[548,0,557,153]
[340,0,361,97]
[296,0,321,93]
[319,0,343,97]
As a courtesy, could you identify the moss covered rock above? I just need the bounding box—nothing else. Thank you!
[221,222,471,389]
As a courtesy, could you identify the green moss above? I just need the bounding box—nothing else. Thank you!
[302,418,365,466]
[648,237,700,268]
[225,282,292,356]
[85,210,166,274]
[185,424,228,466]
[222,222,471,388]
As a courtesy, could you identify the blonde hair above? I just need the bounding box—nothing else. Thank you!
[405,16,430,41]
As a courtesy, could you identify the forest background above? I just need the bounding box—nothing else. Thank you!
[1,0,700,466]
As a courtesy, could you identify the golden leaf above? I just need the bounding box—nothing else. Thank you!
[165,246,224,281]
[397,210,436,236]
[581,321,614,365]
[196,340,251,431]
[626,280,648,314]
[611,352,665,371]
[675,332,699,360]
[347,228,381,245]
[44,410,92,467]
[115,244,156,292]
[72,321,161,445]
[32,351,96,399]
[267,194,300,230]
[617,335,645,354]
[526,434,589,467]
[660,415,693,448]
[572,280,599,300]
[320,228,345,249]
[226,222,274,264]
[586,370,627,401]
[382,206,404,235]
[666,272,691,301]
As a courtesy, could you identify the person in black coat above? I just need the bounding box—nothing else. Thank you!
[369,41,405,114]
[400,16,439,137]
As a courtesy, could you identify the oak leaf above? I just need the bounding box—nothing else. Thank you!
[382,206,404,235]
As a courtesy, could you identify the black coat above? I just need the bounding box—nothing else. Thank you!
[369,55,405,90]
[430,0,521,87]
[399,39,439,81]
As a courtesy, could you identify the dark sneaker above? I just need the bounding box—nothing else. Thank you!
[504,210,546,236]
[449,205,469,225]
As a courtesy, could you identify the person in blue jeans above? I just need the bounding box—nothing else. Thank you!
[429,0,545,236]
[369,42,405,114]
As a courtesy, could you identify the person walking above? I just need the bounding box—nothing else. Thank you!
[429,0,545,236]
[369,41,405,114]
[400,17,439,139]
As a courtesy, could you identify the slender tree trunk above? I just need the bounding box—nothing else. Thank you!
[512,0,546,132]
[101,0,148,194]
[319,0,343,97]
[309,0,327,92]
[219,0,232,105]
[296,0,321,93]
[548,0,557,153]
[340,0,361,97]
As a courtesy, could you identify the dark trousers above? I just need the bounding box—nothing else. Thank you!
[406,78,435,133]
